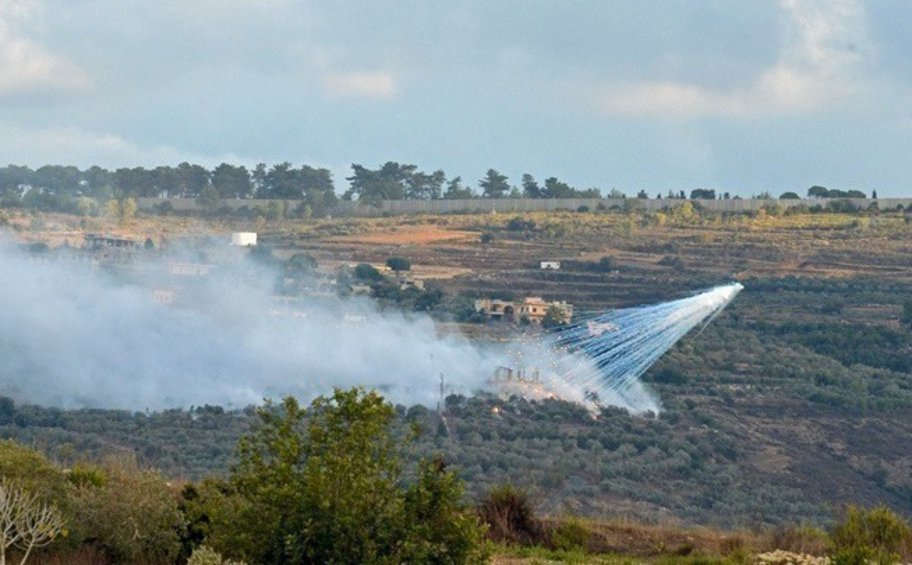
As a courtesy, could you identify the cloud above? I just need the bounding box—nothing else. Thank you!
[0,0,90,95]
[322,70,396,99]
[0,123,252,168]
[583,0,867,119]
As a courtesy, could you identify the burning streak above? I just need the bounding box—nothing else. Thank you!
[502,284,743,413]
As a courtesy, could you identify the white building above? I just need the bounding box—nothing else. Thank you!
[540,261,561,270]
[230,232,257,246]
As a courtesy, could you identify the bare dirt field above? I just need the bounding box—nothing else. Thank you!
[329,225,479,245]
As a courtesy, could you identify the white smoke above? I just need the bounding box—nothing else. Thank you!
[0,236,737,415]
[0,237,500,410]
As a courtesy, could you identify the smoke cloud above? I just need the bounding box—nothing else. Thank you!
[0,236,734,414]
[0,237,500,410]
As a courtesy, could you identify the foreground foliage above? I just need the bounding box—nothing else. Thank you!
[182,388,488,564]
[1,411,911,563]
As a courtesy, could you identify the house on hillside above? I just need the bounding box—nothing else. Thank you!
[474,296,573,324]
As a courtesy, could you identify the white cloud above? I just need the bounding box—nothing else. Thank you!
[584,0,867,119]
[0,123,251,168]
[0,0,90,95]
[322,70,396,99]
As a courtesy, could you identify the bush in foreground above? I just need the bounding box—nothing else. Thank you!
[831,505,911,564]
[185,388,488,564]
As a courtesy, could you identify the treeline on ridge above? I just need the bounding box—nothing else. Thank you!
[0,163,880,217]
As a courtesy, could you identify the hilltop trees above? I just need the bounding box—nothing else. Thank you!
[479,169,510,198]
[2,161,901,214]
[807,186,868,199]
[443,176,474,199]
[518,174,601,199]
[210,164,252,199]
[344,162,439,205]
[521,174,542,198]
[690,188,716,200]
[259,162,336,213]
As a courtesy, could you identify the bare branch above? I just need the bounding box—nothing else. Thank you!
[0,479,65,565]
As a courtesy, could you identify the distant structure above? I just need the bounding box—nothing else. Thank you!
[493,365,541,383]
[82,234,139,262]
[540,261,561,270]
[474,296,573,324]
[398,276,425,291]
[167,262,213,276]
[230,232,257,246]
[490,365,557,401]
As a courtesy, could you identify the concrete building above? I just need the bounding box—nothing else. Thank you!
[540,261,561,270]
[474,296,573,324]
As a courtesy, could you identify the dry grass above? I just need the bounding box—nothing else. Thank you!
[329,225,478,245]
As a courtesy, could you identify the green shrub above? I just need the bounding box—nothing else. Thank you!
[69,458,184,563]
[550,517,590,551]
[0,440,69,504]
[66,464,107,489]
[187,545,247,565]
[831,505,911,564]
[477,485,541,545]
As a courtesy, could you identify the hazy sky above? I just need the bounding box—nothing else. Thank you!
[1,0,910,196]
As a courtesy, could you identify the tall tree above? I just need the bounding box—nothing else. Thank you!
[175,162,210,197]
[150,166,179,197]
[251,163,268,197]
[521,174,542,198]
[32,165,81,196]
[443,176,474,199]
[113,167,155,197]
[405,170,445,200]
[0,165,33,196]
[808,185,829,198]
[211,164,252,199]
[543,177,574,198]
[262,162,299,199]
[479,169,509,198]
[289,165,337,214]
[344,162,416,205]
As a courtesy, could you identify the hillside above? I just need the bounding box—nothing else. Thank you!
[1,204,911,527]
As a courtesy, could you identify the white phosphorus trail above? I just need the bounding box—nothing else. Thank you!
[502,284,743,414]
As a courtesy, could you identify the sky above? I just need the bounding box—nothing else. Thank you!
[0,0,910,196]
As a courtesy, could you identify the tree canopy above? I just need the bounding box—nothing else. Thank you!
[194,389,487,564]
